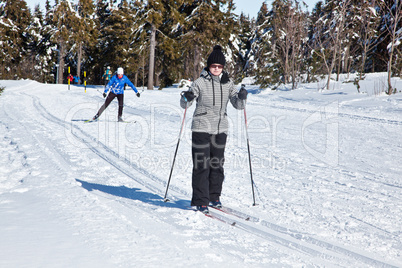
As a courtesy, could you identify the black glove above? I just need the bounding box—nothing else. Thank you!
[238,86,248,100]
[182,91,195,102]
[103,93,107,98]
[136,92,140,97]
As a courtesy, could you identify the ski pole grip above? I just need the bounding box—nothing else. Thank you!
[181,91,188,102]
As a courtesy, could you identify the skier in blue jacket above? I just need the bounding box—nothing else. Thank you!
[92,67,140,122]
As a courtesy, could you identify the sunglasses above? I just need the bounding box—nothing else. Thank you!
[210,64,224,69]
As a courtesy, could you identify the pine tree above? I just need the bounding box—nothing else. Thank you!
[25,5,53,82]
[130,0,149,88]
[306,0,325,82]
[252,2,283,89]
[73,0,97,84]
[105,1,135,68]
[151,0,185,89]
[180,0,238,81]
[230,12,255,83]
[0,0,31,79]
[47,0,79,84]
[94,0,113,84]
[141,0,164,89]
[1,0,399,91]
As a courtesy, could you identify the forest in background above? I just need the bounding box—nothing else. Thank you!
[0,0,401,93]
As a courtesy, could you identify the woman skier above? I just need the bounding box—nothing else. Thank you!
[180,45,248,214]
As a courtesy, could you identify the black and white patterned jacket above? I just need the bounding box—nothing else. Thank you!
[180,68,245,134]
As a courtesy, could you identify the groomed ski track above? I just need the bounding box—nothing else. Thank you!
[1,80,401,267]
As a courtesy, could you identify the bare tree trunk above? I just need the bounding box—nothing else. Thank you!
[360,52,367,80]
[155,73,159,87]
[142,55,145,89]
[385,0,401,94]
[148,24,156,90]
[193,45,201,80]
[284,54,289,84]
[183,56,187,80]
[273,1,305,89]
[155,70,162,88]
[58,43,65,84]
[325,0,351,89]
[387,59,393,94]
[336,53,341,81]
[326,69,332,90]
[77,42,82,84]
[343,45,350,74]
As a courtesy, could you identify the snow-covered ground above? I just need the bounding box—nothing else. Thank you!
[0,73,401,267]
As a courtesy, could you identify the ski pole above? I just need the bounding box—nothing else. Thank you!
[164,96,188,202]
[241,84,257,206]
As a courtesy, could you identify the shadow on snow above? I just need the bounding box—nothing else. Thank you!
[76,179,191,210]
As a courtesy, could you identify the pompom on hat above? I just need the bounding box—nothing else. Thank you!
[207,45,226,68]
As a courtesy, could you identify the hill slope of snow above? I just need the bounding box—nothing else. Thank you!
[0,74,401,267]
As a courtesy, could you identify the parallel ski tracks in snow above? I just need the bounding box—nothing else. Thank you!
[208,207,398,267]
[247,99,402,126]
[19,92,398,267]
[247,99,402,191]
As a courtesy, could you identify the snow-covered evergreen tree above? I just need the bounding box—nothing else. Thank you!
[0,0,399,93]
[71,0,97,84]
[252,2,283,89]
[130,0,149,88]
[0,0,31,79]
[25,5,54,83]
[150,0,185,89]
[229,12,255,84]
[46,0,79,84]
[100,1,136,73]
[179,0,237,81]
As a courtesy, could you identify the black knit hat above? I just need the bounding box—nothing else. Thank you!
[207,45,226,68]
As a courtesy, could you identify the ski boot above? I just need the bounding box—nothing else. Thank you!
[196,206,209,214]
[210,200,222,209]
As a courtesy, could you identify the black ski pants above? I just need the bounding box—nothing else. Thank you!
[191,132,227,206]
[96,92,124,118]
